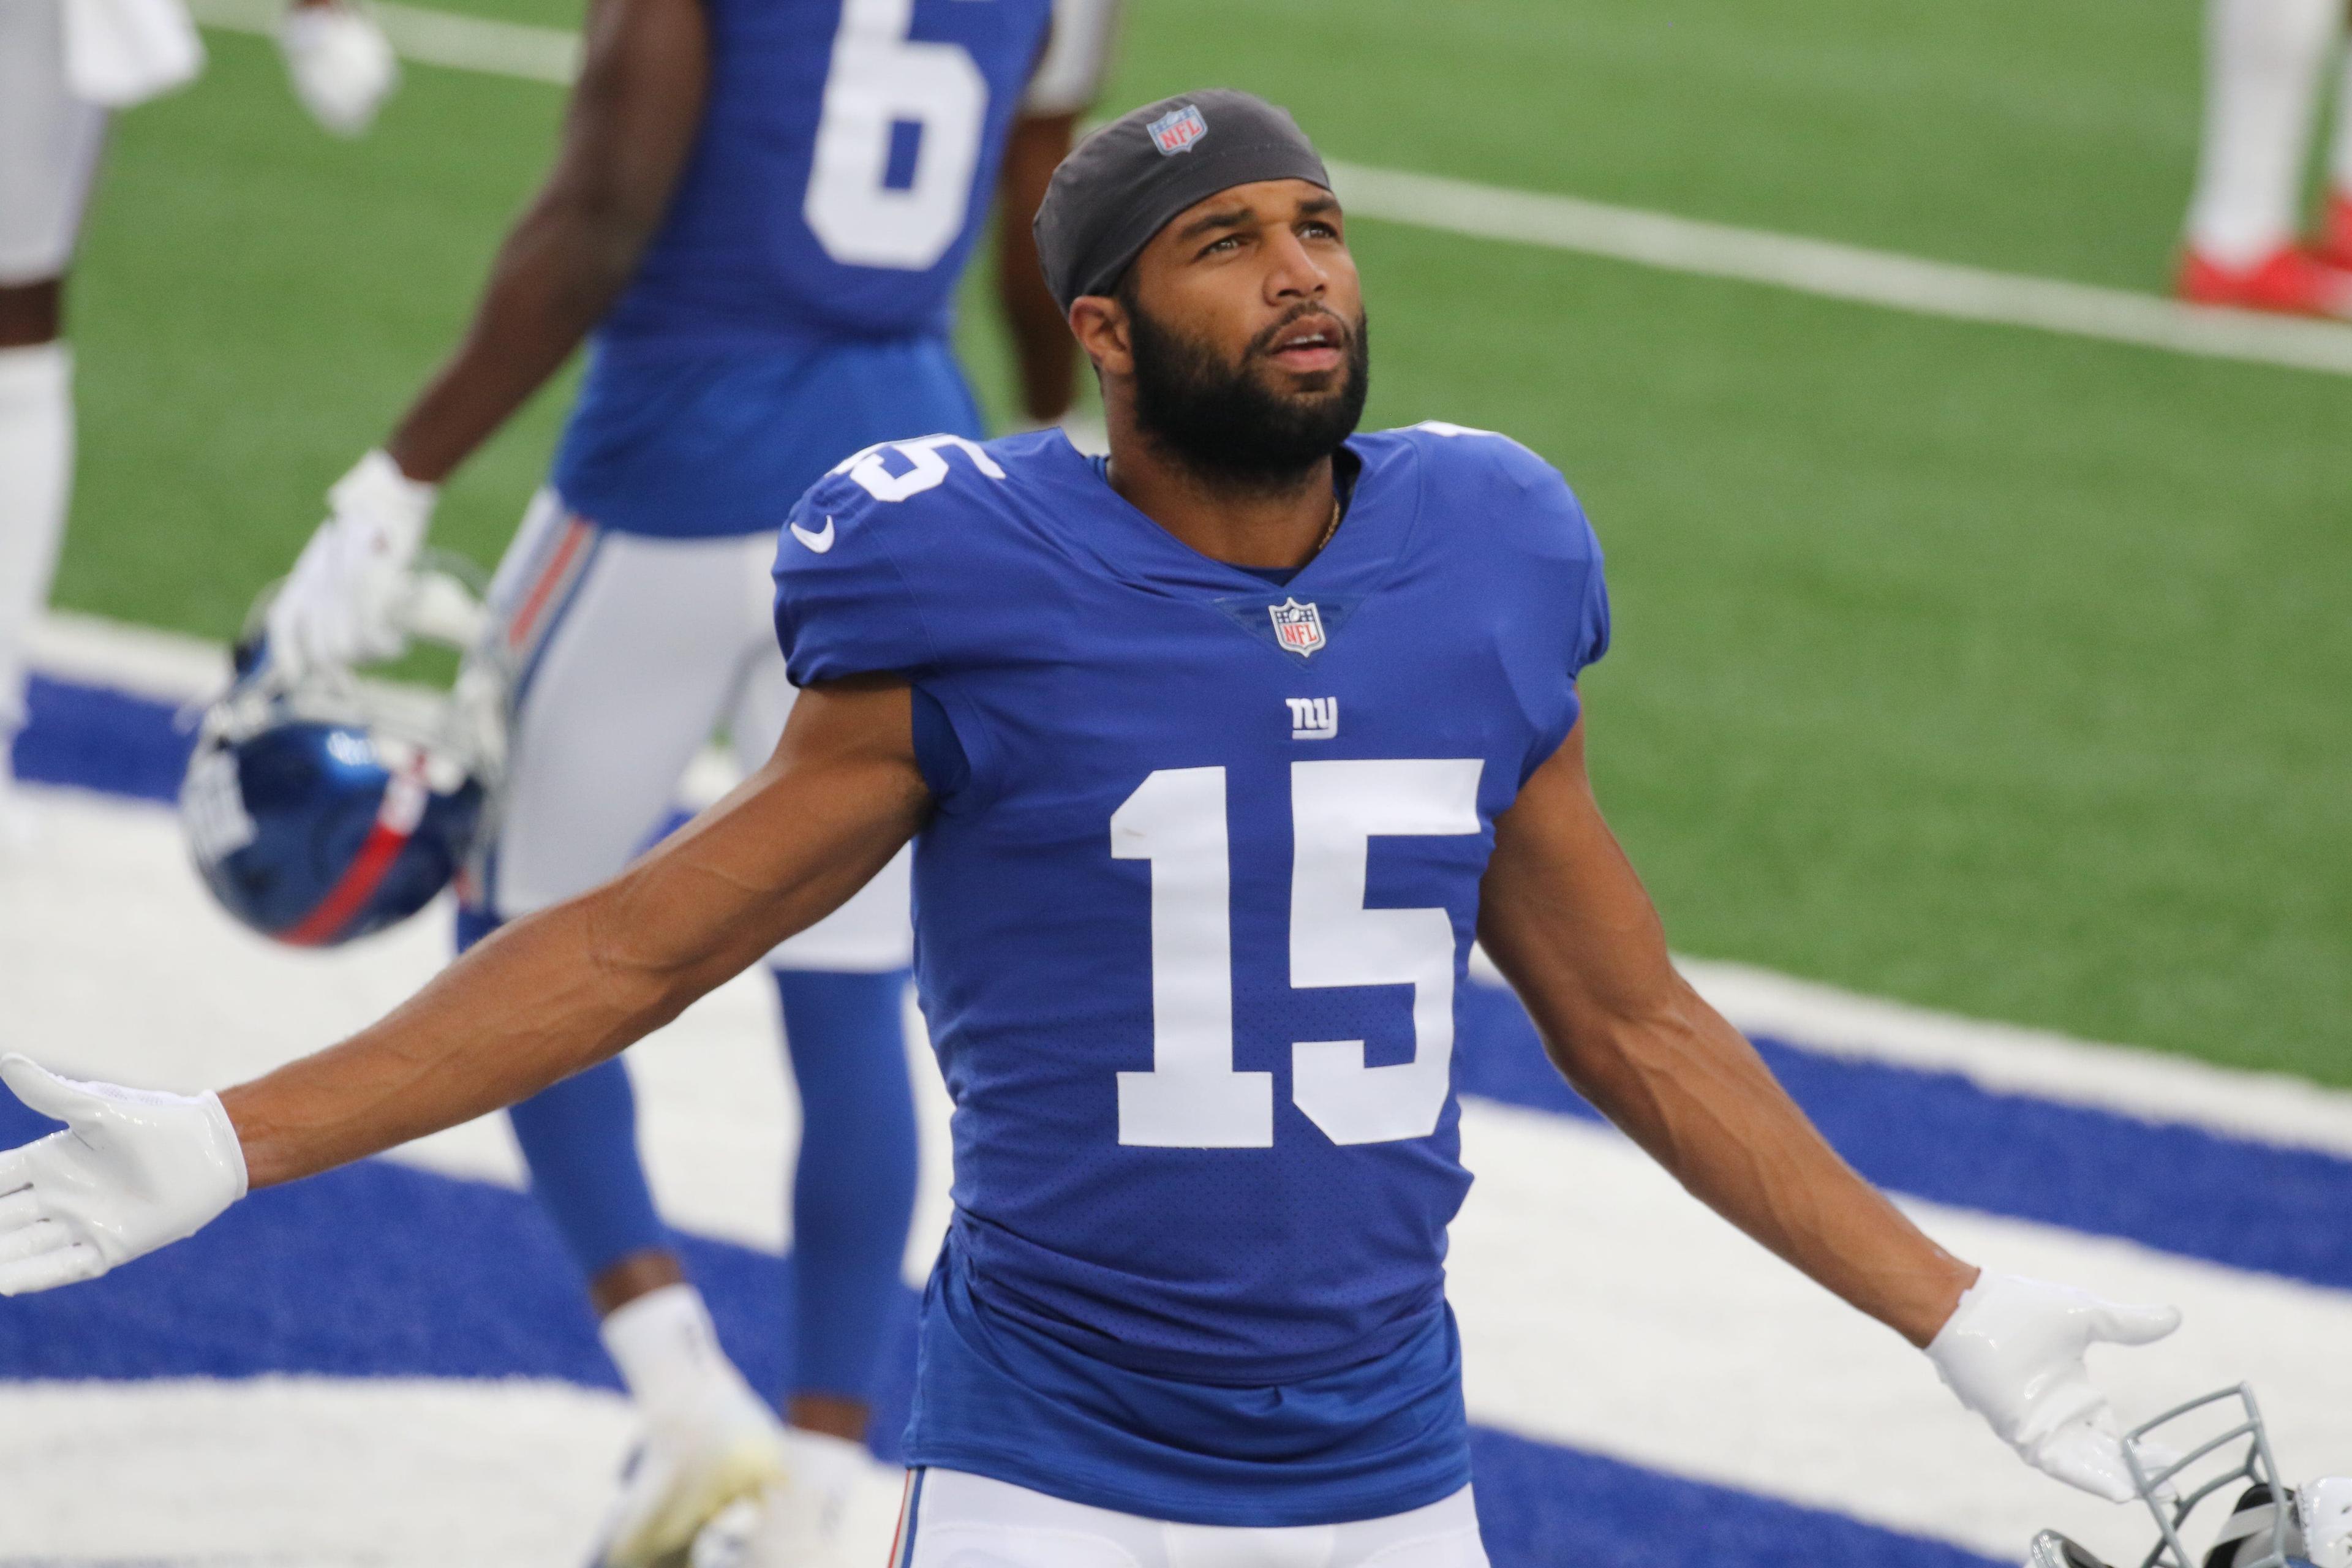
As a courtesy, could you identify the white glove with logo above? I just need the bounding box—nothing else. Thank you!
[268,450,438,676]
[1929,1272,2182,1502]
[0,1056,249,1295]
[277,1,399,137]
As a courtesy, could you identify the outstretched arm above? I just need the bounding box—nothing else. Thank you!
[227,678,924,1186]
[0,680,926,1282]
[1478,719,1975,1344]
[1478,715,2179,1500]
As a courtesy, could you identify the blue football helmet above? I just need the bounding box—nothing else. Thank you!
[181,564,508,948]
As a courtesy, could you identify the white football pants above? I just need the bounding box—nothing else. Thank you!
[894,1471,1490,1568]
[477,491,912,971]
[0,0,110,286]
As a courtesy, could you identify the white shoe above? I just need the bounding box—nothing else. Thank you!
[593,1374,793,1568]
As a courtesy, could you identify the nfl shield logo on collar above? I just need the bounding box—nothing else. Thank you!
[1268,597,1327,657]
[1147,104,1208,156]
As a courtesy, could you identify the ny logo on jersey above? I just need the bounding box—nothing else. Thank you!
[1268,598,1326,657]
[1148,104,1208,156]
[1285,697,1338,741]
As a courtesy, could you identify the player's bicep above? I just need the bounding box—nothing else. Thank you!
[1477,717,1684,1063]
[541,0,708,240]
[598,677,929,987]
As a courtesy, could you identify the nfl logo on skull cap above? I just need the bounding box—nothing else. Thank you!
[1148,104,1209,156]
[1268,597,1326,657]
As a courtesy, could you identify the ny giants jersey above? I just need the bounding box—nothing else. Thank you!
[772,424,1610,1516]
[600,0,1053,352]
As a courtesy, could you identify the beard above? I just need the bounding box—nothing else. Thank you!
[1125,296,1371,492]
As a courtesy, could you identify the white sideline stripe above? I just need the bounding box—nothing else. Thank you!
[0,1376,910,1563]
[186,0,581,83]
[1324,160,2352,378]
[183,0,2352,377]
[36,607,2352,1162]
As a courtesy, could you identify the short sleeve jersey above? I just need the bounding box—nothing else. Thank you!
[774,425,1610,1387]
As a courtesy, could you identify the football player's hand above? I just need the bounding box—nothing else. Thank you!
[0,1056,248,1295]
[1928,1272,2181,1503]
[278,1,399,137]
[267,450,437,677]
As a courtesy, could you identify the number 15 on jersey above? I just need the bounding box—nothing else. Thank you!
[1112,759,1485,1151]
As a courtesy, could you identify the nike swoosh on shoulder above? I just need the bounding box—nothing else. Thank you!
[790,517,836,554]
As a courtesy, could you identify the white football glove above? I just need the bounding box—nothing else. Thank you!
[2299,1478,2352,1568]
[268,450,438,676]
[1928,1272,2182,1503]
[0,1055,249,1295]
[278,1,399,137]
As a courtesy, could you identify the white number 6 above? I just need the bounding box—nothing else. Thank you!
[805,0,990,271]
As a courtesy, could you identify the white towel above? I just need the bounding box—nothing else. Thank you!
[62,0,204,108]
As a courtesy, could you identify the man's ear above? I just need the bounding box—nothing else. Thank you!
[1069,295,1134,379]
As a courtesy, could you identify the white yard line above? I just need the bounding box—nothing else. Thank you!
[182,0,2352,377]
[188,0,579,81]
[1323,159,2352,377]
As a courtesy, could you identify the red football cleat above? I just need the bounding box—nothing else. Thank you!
[2177,244,2352,317]
[2311,189,2352,270]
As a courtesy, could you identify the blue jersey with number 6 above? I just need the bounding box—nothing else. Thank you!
[608,0,1050,349]
[772,424,1611,1525]
[547,0,1050,539]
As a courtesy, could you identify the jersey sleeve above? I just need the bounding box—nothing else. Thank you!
[1412,424,1610,778]
[1022,0,1123,115]
[770,466,938,688]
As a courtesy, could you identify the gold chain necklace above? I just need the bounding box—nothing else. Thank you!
[1311,489,1343,556]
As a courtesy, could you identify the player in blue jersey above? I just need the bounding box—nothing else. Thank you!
[1,91,2180,1564]
[248,0,1113,1560]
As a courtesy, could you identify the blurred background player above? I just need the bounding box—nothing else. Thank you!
[995,0,1123,449]
[0,0,392,851]
[261,0,1117,1561]
[2179,0,2352,313]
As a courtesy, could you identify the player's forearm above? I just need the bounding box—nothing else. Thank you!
[997,113,1082,422]
[382,200,650,483]
[217,874,723,1188]
[221,682,928,1188]
[1543,982,1977,1346]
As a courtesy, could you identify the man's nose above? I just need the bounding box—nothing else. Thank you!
[1265,230,1330,300]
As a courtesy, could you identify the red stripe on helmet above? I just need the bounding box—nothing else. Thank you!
[282,776,426,948]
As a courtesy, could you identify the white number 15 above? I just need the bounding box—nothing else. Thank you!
[1110,760,1484,1149]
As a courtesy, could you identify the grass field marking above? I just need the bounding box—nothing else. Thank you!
[185,0,580,83]
[44,604,2352,1158]
[1324,159,2352,379]
[183,0,2352,379]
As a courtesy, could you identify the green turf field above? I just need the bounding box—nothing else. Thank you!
[54,1,2352,1084]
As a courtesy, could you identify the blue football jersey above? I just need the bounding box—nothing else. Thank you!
[601,0,1053,352]
[772,424,1610,1520]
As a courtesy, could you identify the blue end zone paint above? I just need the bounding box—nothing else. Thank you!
[13,674,194,804]
[1458,981,2352,1291]
[0,1093,1992,1568]
[1467,1428,2001,1568]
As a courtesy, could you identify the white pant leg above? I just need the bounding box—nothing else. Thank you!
[0,0,110,285]
[723,543,913,972]
[900,1470,1488,1568]
[0,342,74,753]
[479,498,762,917]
